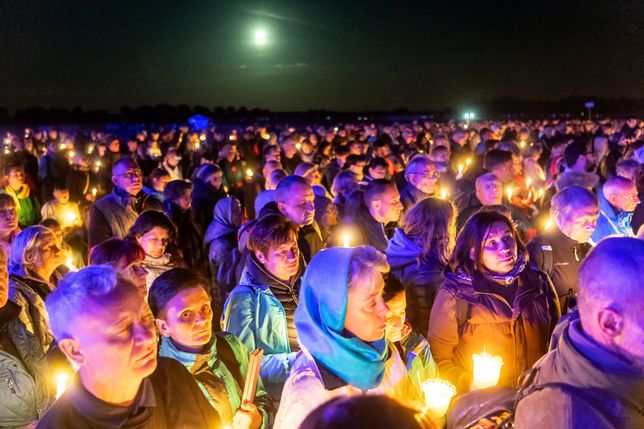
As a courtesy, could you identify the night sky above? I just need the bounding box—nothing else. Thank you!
[2,0,643,112]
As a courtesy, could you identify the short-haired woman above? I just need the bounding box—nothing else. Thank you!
[149,268,272,429]
[428,211,560,393]
[9,225,65,351]
[222,214,304,398]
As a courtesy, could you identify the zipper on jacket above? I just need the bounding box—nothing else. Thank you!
[6,374,17,394]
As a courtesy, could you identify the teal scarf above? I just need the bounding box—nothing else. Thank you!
[295,247,388,391]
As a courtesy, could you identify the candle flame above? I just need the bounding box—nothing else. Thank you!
[55,372,69,400]
[342,232,351,247]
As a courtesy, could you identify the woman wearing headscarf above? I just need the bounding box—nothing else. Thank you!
[274,246,421,429]
[205,196,243,276]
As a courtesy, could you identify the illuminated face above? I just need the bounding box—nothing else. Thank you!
[492,161,514,184]
[112,163,143,196]
[175,189,192,211]
[53,188,70,204]
[157,286,213,352]
[278,183,315,226]
[385,292,406,343]
[255,237,300,281]
[409,163,440,195]
[152,174,171,193]
[480,222,517,275]
[369,165,388,180]
[7,169,25,189]
[344,272,388,343]
[610,182,640,213]
[209,171,223,190]
[476,179,503,206]
[558,203,599,243]
[34,235,64,275]
[0,203,19,235]
[117,258,148,295]
[137,227,170,259]
[71,290,157,386]
[371,186,403,224]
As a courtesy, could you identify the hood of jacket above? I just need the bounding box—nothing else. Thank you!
[295,247,388,391]
[205,197,240,244]
[385,228,422,268]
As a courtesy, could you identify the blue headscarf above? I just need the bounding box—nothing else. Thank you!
[295,247,388,391]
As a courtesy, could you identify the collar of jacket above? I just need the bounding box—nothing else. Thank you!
[159,335,214,370]
[112,186,142,207]
[0,300,21,330]
[452,252,528,286]
[245,253,303,295]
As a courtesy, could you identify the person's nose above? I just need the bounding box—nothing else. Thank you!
[133,320,156,345]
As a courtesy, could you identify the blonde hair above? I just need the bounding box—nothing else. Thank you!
[9,225,57,277]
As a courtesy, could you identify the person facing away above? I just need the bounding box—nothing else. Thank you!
[37,265,221,428]
[515,238,644,429]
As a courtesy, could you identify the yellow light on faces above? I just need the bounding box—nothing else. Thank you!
[55,372,69,400]
[342,232,351,248]
[422,379,457,418]
[246,169,254,178]
[472,351,504,389]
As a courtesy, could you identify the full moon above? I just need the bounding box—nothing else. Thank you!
[254,29,267,46]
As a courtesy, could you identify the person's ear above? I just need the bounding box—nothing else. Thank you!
[58,338,87,368]
[155,318,172,338]
[469,247,476,261]
[111,175,119,188]
[255,250,268,265]
[596,307,623,338]
[276,201,286,214]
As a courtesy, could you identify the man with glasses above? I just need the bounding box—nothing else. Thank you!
[590,176,640,243]
[528,186,599,313]
[400,155,440,212]
[89,158,163,248]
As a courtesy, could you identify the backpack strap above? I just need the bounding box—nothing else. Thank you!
[537,238,554,278]
[214,331,245,389]
[455,297,472,337]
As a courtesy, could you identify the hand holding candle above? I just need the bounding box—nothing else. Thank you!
[472,351,504,390]
[422,378,456,418]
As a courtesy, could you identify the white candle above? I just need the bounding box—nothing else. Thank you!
[422,378,456,418]
[66,257,77,272]
[472,351,504,389]
[342,232,351,248]
[55,372,69,400]
[506,187,513,202]
[440,188,448,200]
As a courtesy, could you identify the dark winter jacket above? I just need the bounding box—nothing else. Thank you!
[515,318,643,429]
[427,261,560,393]
[342,205,390,251]
[399,183,432,212]
[385,228,445,333]
[191,178,227,233]
[165,201,208,276]
[36,357,221,429]
[88,188,163,248]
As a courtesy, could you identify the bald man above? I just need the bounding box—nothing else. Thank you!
[527,186,599,312]
[590,176,640,243]
[515,238,644,428]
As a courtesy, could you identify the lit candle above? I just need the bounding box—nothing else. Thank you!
[296,142,302,150]
[544,217,553,230]
[342,232,351,248]
[246,169,254,178]
[457,163,464,176]
[520,140,526,150]
[94,160,102,172]
[55,372,69,400]
[229,134,235,141]
[66,257,77,272]
[525,178,532,189]
[472,351,504,389]
[422,378,457,418]
[195,141,200,150]
[63,210,77,227]
[199,133,206,141]
[440,188,448,200]
[465,157,472,168]
[91,187,97,197]
[506,186,513,202]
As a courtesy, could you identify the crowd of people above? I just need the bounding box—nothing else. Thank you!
[0,117,642,429]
